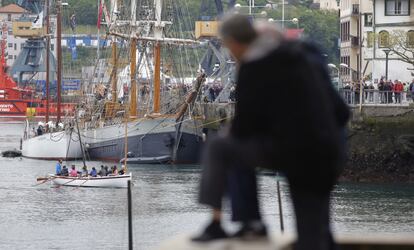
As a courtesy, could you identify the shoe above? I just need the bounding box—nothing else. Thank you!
[191,221,228,242]
[232,222,268,241]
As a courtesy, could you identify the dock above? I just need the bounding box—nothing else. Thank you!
[155,233,414,250]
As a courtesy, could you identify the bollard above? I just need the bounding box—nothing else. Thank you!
[276,173,284,233]
[128,180,133,250]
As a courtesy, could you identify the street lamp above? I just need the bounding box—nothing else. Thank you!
[268,17,300,29]
[328,64,340,90]
[383,49,391,81]
[234,2,272,15]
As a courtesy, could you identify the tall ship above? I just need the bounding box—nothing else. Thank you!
[21,0,83,160]
[79,0,206,164]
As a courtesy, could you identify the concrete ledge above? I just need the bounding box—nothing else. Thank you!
[155,234,294,250]
[155,233,414,250]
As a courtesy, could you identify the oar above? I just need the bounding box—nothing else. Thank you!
[74,178,90,190]
[36,177,49,181]
[33,176,56,187]
[54,178,77,188]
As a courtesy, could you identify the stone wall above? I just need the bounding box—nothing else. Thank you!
[346,106,414,183]
[202,103,414,183]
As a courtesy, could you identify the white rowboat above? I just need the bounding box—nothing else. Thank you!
[49,173,132,188]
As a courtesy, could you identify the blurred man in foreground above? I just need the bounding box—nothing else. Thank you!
[192,14,349,250]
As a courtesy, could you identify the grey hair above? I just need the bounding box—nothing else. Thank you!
[219,14,258,44]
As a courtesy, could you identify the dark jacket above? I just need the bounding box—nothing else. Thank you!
[230,40,350,190]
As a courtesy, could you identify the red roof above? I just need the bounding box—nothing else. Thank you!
[0,4,27,14]
[284,29,304,40]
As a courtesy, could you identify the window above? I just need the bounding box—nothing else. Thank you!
[8,43,12,48]
[364,14,373,27]
[7,14,11,21]
[378,31,390,47]
[8,55,12,59]
[340,21,350,42]
[14,44,16,50]
[51,44,54,51]
[340,56,350,76]
[407,30,414,47]
[367,32,374,48]
[385,0,410,15]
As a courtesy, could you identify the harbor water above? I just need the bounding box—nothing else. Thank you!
[0,121,413,250]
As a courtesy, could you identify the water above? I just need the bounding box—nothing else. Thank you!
[0,121,413,249]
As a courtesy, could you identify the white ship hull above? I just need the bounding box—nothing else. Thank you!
[22,131,83,160]
[49,174,131,188]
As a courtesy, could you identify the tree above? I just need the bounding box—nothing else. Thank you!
[384,30,414,68]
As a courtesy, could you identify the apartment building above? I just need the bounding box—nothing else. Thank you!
[314,0,340,10]
[340,0,414,84]
[0,4,27,67]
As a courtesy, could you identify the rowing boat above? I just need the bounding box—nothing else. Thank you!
[48,173,132,188]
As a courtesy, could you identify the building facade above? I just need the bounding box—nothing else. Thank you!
[0,4,58,68]
[340,0,414,85]
[0,4,28,67]
[314,0,340,10]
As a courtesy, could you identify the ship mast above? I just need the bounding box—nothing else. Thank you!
[110,0,119,103]
[56,0,62,123]
[129,0,137,117]
[45,0,50,123]
[152,0,163,114]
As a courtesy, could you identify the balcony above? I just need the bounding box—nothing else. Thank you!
[352,4,359,16]
[351,36,359,47]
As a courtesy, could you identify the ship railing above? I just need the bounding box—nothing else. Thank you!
[338,89,412,106]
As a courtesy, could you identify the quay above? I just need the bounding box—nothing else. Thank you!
[156,233,414,250]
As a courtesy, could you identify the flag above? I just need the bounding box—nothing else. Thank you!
[97,0,103,29]
[70,14,76,33]
[70,36,77,60]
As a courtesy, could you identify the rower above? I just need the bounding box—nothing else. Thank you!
[119,165,126,175]
[112,165,118,175]
[55,159,62,176]
[69,165,78,177]
[37,125,43,136]
[81,166,88,177]
[98,165,106,176]
[90,167,97,177]
[61,165,69,176]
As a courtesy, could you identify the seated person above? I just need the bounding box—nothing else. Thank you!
[104,166,109,176]
[119,165,126,175]
[37,126,43,136]
[112,165,118,175]
[55,159,62,176]
[69,165,78,177]
[61,165,69,176]
[90,167,97,177]
[98,165,105,176]
[81,166,88,177]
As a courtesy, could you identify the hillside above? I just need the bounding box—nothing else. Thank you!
[2,0,339,64]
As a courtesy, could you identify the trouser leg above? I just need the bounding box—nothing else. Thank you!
[228,166,261,222]
[289,186,336,250]
[199,138,231,209]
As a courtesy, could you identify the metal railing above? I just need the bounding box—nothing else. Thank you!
[338,89,412,106]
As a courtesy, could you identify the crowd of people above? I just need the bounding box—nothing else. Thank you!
[202,82,236,103]
[341,78,414,104]
[54,159,126,178]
